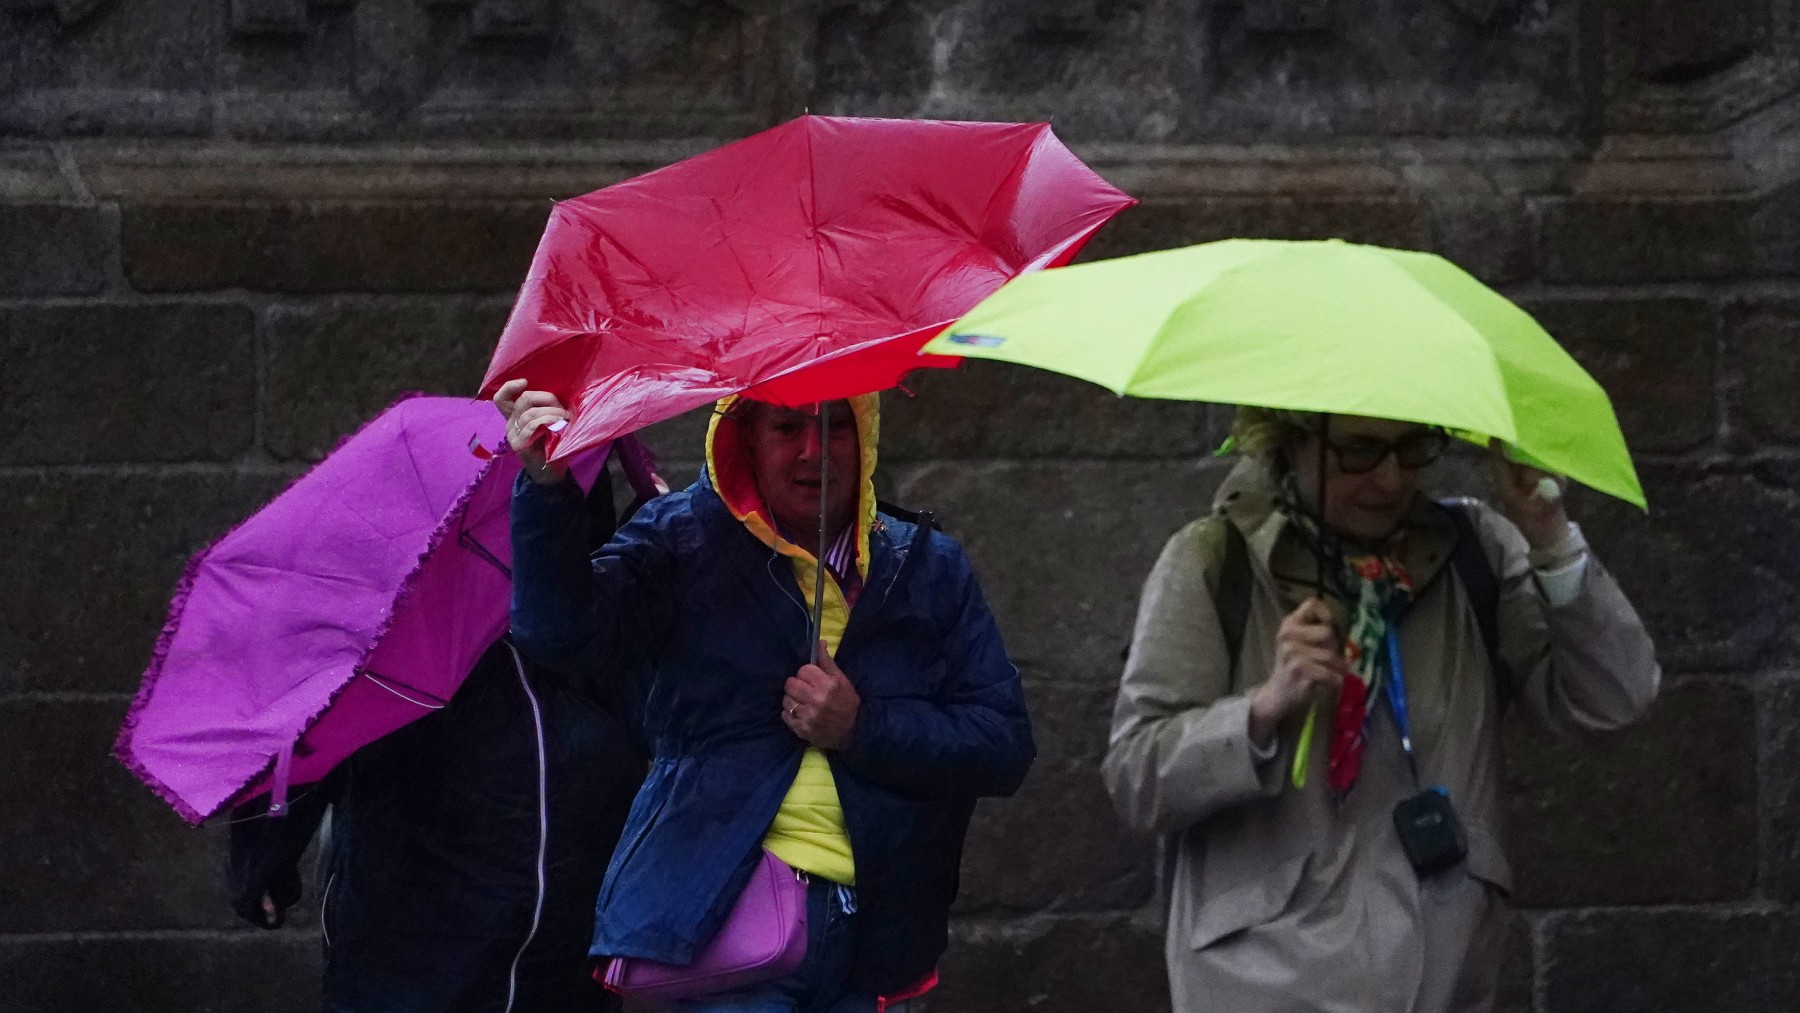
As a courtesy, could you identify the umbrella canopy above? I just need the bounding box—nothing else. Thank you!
[478,114,1135,460]
[927,238,1645,508]
[115,396,637,824]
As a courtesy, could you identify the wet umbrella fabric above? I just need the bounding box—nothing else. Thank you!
[115,395,641,824]
[930,238,1644,508]
[477,114,1135,463]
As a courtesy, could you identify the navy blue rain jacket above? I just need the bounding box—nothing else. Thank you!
[509,471,1034,995]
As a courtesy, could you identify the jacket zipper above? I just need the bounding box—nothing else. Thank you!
[502,641,549,1013]
[320,871,337,951]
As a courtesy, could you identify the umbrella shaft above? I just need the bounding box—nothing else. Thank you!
[809,404,830,661]
[1316,413,1328,595]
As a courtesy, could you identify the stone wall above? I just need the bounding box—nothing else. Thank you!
[4,2,1800,1010]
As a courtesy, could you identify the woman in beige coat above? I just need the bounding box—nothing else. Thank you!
[1102,409,1660,1013]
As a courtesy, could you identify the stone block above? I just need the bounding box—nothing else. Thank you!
[0,202,109,295]
[958,682,1152,914]
[0,303,256,465]
[216,0,774,141]
[889,460,1224,690]
[932,915,1169,1013]
[0,0,213,137]
[120,201,549,293]
[1243,0,1332,34]
[1725,298,1800,446]
[1426,195,1538,286]
[262,298,510,460]
[1541,910,1800,1012]
[1497,913,1534,1013]
[0,470,293,695]
[1571,466,1800,672]
[880,361,1226,462]
[229,0,310,36]
[0,931,321,1013]
[1619,0,1758,84]
[1081,196,1429,262]
[1185,0,1580,138]
[1504,680,1757,907]
[812,1,933,116]
[1520,296,1717,454]
[1759,677,1800,901]
[813,0,1182,142]
[1752,179,1800,274]
[0,699,248,931]
[1543,196,1756,283]
[0,145,71,201]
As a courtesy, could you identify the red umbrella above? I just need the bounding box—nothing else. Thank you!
[478,115,1135,460]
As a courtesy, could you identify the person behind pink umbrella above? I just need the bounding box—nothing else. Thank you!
[226,449,655,1013]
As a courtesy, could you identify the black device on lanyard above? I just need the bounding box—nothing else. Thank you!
[1382,627,1469,877]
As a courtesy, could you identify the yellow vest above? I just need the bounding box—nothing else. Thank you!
[761,554,856,884]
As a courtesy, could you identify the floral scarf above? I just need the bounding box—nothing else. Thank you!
[1278,472,1415,798]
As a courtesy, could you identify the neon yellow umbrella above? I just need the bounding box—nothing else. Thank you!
[925,238,1645,509]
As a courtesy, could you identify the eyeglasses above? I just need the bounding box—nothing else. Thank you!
[1322,429,1450,475]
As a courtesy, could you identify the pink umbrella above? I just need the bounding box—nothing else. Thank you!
[477,115,1135,462]
[114,395,649,825]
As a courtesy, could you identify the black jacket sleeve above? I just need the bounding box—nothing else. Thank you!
[225,770,341,928]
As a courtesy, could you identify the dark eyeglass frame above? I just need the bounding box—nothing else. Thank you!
[1322,428,1451,475]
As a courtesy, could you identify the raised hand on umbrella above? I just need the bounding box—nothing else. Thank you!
[494,379,572,485]
[1488,444,1574,552]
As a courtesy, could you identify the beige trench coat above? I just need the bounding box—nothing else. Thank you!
[1102,460,1660,1013]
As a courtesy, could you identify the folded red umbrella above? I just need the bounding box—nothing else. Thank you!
[478,114,1134,459]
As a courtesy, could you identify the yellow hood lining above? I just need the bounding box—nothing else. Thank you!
[704,392,879,580]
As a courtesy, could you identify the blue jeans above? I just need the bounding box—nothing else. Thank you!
[673,878,911,1013]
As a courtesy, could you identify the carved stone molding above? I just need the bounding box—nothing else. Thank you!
[3,0,114,28]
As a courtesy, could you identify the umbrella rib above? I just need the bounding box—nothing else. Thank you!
[459,527,513,578]
[359,669,451,709]
[807,119,825,345]
[398,421,444,515]
[208,557,389,592]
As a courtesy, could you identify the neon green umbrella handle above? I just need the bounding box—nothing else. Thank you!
[1291,702,1317,789]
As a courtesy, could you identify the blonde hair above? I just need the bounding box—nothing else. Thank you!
[1229,406,1315,458]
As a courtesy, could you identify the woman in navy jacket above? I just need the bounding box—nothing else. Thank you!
[499,382,1034,1012]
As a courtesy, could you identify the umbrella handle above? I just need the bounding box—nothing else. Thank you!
[267,744,295,818]
[614,435,667,502]
[1290,702,1317,790]
[1315,413,1329,595]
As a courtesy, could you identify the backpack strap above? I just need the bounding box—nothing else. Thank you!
[1212,517,1252,685]
[1123,515,1255,673]
[876,499,942,530]
[1438,500,1511,705]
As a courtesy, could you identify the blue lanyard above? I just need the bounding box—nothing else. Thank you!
[1383,627,1418,772]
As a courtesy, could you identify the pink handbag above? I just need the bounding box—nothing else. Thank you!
[601,848,809,1002]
